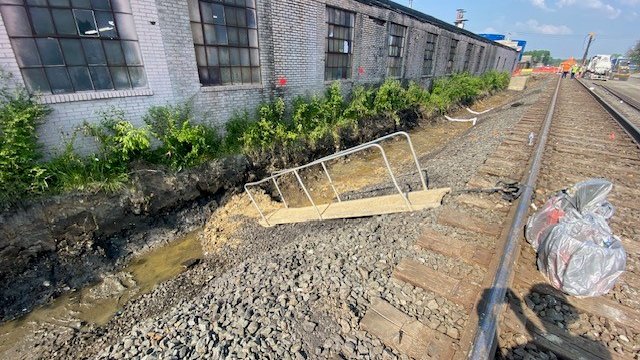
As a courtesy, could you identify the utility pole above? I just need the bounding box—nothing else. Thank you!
[581,32,595,66]
[408,0,413,8]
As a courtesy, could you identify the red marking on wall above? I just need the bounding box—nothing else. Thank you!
[278,77,287,86]
[358,66,365,75]
[609,132,616,140]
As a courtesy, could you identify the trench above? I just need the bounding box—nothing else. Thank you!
[0,87,526,358]
[0,230,203,354]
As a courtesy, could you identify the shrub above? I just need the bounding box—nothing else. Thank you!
[341,85,375,127]
[144,104,220,170]
[83,108,151,164]
[446,73,482,105]
[0,73,51,204]
[242,97,298,151]
[223,110,253,153]
[373,79,407,124]
[405,81,431,108]
[46,139,128,193]
[480,71,510,92]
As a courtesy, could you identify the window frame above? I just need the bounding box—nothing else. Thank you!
[422,32,438,76]
[387,22,406,78]
[474,46,484,73]
[445,38,458,74]
[463,43,473,72]
[1,0,146,95]
[324,6,355,81]
[188,0,261,87]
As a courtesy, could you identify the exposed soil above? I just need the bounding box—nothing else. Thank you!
[0,75,550,359]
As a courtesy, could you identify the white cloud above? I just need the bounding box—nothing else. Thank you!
[556,0,621,18]
[531,0,554,10]
[482,26,498,33]
[516,19,573,34]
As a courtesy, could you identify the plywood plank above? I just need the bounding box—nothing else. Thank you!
[259,188,450,227]
[393,259,480,309]
[360,298,454,360]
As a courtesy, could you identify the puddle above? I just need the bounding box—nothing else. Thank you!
[0,229,203,355]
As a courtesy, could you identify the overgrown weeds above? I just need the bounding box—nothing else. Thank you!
[1,70,510,204]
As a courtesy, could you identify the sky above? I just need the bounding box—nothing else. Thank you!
[406,0,639,59]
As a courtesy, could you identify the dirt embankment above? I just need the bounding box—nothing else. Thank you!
[0,155,248,322]
[0,105,426,322]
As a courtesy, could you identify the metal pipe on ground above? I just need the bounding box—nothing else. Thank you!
[468,75,562,359]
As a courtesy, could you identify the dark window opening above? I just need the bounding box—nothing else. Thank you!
[189,0,260,86]
[422,32,437,76]
[387,22,405,78]
[0,0,145,95]
[463,43,473,72]
[474,46,484,73]
[325,6,354,81]
[446,38,458,74]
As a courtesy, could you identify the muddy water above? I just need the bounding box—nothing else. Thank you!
[0,230,203,355]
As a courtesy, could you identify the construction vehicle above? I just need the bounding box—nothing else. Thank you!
[610,57,631,81]
[585,54,611,80]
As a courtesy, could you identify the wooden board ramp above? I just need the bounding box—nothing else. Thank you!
[259,188,450,227]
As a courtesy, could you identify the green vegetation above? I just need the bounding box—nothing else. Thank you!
[236,71,509,155]
[144,104,220,170]
[0,71,510,205]
[0,72,50,204]
[522,50,563,66]
[628,40,640,64]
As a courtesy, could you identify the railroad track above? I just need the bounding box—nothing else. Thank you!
[359,76,640,359]
[597,82,640,114]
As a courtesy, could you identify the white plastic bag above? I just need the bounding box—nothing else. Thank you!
[526,179,625,297]
[537,214,626,297]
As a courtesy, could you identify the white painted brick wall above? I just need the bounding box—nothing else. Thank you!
[0,0,519,155]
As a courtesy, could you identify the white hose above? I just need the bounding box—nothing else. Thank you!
[445,115,477,126]
[466,107,494,115]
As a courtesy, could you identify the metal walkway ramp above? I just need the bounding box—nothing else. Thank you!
[244,132,450,227]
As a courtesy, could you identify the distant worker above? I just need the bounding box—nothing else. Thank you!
[570,64,579,79]
[561,61,571,78]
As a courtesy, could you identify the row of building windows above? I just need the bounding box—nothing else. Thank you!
[1,0,495,95]
[1,0,145,94]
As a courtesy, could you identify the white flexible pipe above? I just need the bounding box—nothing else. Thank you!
[466,107,494,115]
[445,115,477,126]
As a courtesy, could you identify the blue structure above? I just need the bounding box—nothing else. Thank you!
[478,34,527,61]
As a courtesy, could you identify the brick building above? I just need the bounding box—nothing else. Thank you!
[0,0,518,153]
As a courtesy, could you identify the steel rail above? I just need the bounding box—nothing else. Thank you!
[581,81,640,146]
[596,82,640,113]
[468,75,562,359]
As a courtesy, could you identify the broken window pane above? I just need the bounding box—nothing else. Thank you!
[74,9,99,36]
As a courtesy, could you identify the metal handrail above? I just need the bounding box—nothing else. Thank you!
[269,131,425,186]
[244,133,421,226]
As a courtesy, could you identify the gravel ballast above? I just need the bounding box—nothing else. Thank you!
[7,79,551,360]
